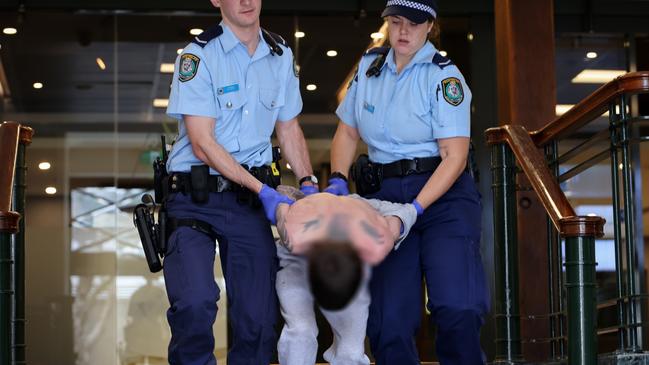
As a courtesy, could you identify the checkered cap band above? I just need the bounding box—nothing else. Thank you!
[385,0,437,18]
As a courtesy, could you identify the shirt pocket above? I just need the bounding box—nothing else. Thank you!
[215,91,246,152]
[216,90,246,112]
[258,87,285,137]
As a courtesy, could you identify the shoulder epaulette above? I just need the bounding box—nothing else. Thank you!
[364,46,390,56]
[432,52,454,69]
[191,25,224,48]
[261,29,287,56]
[365,47,390,78]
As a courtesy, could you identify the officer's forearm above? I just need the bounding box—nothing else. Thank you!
[200,138,263,192]
[330,122,360,178]
[415,155,466,209]
[276,118,313,181]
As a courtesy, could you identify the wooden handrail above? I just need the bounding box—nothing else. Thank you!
[487,124,575,227]
[0,121,21,233]
[0,121,20,213]
[486,124,604,237]
[530,71,649,147]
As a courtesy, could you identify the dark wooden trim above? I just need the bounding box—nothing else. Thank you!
[0,121,20,213]
[531,72,649,147]
[19,126,34,146]
[0,211,20,233]
[559,216,605,238]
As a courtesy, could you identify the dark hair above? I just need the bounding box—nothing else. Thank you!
[307,241,362,311]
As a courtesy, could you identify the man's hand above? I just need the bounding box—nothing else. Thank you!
[385,216,403,243]
[323,177,349,196]
[259,184,294,224]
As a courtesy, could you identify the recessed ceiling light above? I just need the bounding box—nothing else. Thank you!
[177,48,183,55]
[38,162,51,170]
[586,52,598,59]
[306,84,317,91]
[2,28,17,35]
[96,57,106,70]
[439,50,448,57]
[153,98,169,108]
[370,32,384,40]
[571,69,626,84]
[45,187,57,195]
[33,82,43,89]
[189,28,203,36]
[294,31,305,38]
[326,50,338,57]
[160,63,175,73]
[467,33,474,41]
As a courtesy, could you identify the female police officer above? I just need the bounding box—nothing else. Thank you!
[326,0,489,364]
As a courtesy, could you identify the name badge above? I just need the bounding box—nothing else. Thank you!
[363,101,375,114]
[217,84,240,95]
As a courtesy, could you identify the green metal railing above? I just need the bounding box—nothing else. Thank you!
[487,71,649,364]
[0,121,33,365]
[12,126,32,365]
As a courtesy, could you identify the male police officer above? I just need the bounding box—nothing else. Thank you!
[164,0,318,364]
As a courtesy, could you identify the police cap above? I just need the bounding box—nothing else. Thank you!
[381,0,438,24]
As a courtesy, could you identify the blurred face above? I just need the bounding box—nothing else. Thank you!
[211,0,261,29]
[386,15,433,59]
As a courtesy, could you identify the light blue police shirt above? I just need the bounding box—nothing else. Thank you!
[336,41,472,164]
[166,22,302,173]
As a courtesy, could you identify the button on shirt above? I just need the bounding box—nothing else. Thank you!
[166,23,302,173]
[336,42,472,164]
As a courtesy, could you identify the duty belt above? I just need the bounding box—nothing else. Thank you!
[169,173,239,193]
[379,156,442,178]
[168,165,277,194]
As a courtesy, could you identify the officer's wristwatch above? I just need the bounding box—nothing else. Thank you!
[299,175,319,185]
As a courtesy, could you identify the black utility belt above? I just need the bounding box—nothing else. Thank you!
[351,154,441,196]
[378,156,442,178]
[169,165,279,194]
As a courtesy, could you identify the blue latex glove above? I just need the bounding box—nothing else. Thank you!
[323,177,349,196]
[259,184,294,224]
[412,199,424,216]
[300,184,319,196]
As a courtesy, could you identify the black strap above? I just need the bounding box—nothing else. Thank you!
[379,157,442,178]
[365,46,390,78]
[167,217,218,242]
[261,28,284,56]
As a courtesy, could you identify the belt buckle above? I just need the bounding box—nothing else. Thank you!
[401,159,418,176]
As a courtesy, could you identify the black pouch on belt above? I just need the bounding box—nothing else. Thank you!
[351,154,382,196]
[190,165,210,204]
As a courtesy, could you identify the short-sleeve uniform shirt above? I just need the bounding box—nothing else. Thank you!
[336,41,472,164]
[166,22,302,173]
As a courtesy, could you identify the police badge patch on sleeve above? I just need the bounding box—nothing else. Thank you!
[179,54,201,82]
[441,77,464,106]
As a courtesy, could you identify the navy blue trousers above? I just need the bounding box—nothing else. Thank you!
[366,171,490,365]
[163,191,278,365]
